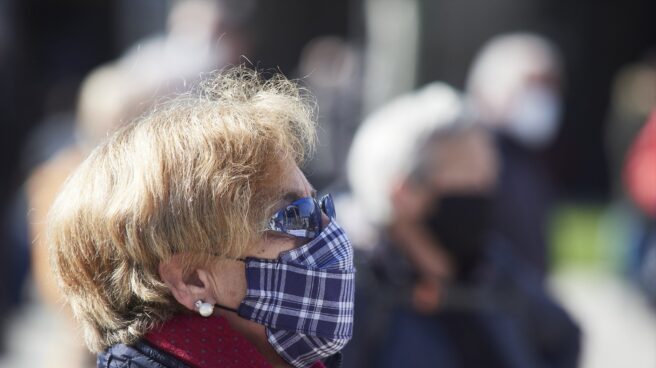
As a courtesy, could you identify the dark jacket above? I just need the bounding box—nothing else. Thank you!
[341,234,581,368]
[97,340,343,368]
[97,340,189,368]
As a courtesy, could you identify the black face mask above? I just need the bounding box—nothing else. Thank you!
[424,194,493,280]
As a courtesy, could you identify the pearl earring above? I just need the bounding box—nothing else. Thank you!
[195,300,214,317]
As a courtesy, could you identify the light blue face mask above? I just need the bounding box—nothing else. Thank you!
[506,86,561,149]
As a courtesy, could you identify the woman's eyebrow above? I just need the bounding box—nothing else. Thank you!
[282,191,302,203]
[280,189,318,203]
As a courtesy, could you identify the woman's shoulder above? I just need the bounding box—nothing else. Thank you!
[97,340,190,368]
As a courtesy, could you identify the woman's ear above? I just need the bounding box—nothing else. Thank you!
[158,254,215,311]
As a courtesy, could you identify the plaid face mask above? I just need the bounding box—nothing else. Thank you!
[237,221,355,368]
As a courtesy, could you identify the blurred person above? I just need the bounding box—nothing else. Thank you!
[341,82,580,368]
[296,36,363,191]
[118,0,253,92]
[466,32,564,277]
[28,0,243,309]
[602,56,656,301]
[24,2,245,364]
[25,62,151,368]
[605,54,656,194]
[28,63,135,306]
[624,109,656,306]
[48,68,354,368]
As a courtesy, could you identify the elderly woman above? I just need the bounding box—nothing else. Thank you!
[47,68,355,368]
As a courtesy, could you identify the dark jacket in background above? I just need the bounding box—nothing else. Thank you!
[492,135,553,279]
[341,234,581,368]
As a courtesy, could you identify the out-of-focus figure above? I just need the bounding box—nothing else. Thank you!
[24,2,238,366]
[341,82,580,368]
[603,55,656,285]
[593,54,656,321]
[25,62,159,368]
[297,36,363,190]
[117,0,251,95]
[28,62,139,310]
[605,55,656,194]
[624,109,656,306]
[466,32,563,277]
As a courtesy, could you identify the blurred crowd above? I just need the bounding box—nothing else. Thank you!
[1,0,655,367]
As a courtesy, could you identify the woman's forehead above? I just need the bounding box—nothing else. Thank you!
[276,162,317,203]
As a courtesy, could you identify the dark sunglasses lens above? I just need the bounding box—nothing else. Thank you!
[321,194,336,220]
[282,206,301,228]
[282,197,321,230]
[267,194,337,238]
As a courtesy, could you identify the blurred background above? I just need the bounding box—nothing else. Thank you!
[0,0,655,367]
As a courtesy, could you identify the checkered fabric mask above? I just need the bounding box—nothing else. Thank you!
[237,220,355,368]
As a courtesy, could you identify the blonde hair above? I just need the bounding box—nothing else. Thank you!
[47,67,317,352]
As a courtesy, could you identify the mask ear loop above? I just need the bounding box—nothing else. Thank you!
[214,303,239,314]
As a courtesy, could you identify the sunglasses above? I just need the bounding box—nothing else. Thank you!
[266,194,336,238]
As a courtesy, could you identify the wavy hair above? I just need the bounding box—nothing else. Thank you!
[47,67,317,352]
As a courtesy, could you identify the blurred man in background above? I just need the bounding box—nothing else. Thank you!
[466,33,563,278]
[341,82,580,368]
[624,109,656,306]
[23,1,238,366]
[296,36,363,191]
[605,55,656,305]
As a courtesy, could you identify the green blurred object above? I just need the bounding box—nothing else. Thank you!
[549,202,630,272]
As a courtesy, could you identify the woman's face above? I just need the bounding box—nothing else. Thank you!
[204,159,325,367]
[205,158,323,301]
[160,158,328,367]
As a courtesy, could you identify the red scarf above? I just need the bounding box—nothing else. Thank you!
[145,313,326,368]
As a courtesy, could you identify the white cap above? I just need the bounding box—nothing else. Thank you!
[347,82,463,226]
